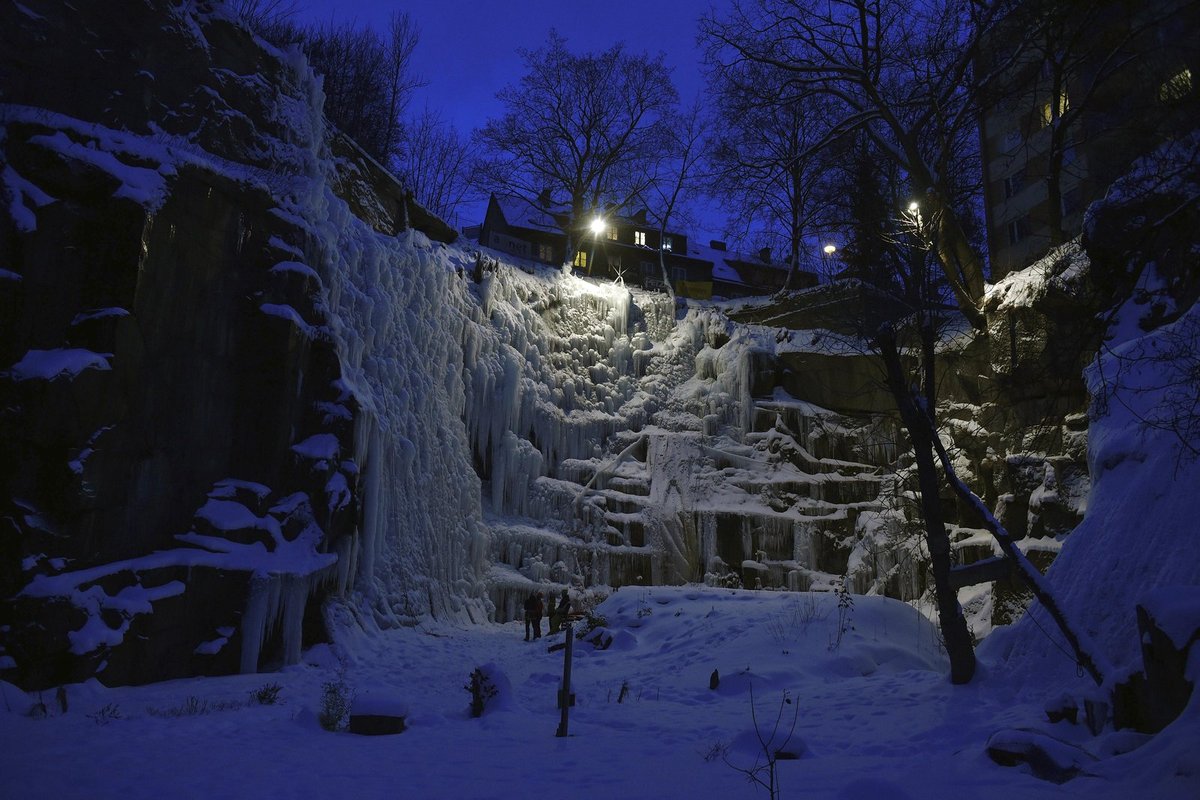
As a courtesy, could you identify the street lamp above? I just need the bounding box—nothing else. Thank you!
[820,243,839,281]
[587,216,606,276]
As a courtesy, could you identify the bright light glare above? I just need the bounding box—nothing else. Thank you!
[823,244,837,255]
[590,217,606,235]
[908,201,920,212]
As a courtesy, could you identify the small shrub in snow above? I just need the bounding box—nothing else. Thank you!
[576,612,608,638]
[149,696,243,718]
[319,679,352,731]
[87,703,122,725]
[465,667,497,718]
[250,682,282,705]
[700,739,730,763]
[724,685,800,800]
[828,578,855,652]
[765,593,826,653]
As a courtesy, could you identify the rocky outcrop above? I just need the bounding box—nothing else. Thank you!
[0,1,369,688]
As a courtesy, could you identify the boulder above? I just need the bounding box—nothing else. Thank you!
[986,728,1095,783]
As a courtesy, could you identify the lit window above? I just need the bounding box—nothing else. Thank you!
[663,236,673,251]
[1041,90,1069,126]
[608,227,619,240]
[574,250,588,268]
[634,231,646,246]
[1159,68,1192,103]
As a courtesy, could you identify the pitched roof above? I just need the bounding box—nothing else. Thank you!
[492,194,564,233]
[686,241,790,286]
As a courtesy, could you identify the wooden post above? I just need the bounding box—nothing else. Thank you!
[556,622,574,737]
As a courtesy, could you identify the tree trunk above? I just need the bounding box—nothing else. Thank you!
[658,223,676,301]
[927,429,1111,687]
[929,200,987,331]
[876,325,977,684]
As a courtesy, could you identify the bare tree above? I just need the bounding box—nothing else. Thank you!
[638,99,707,300]
[230,0,299,43]
[875,320,977,683]
[705,59,835,292]
[300,15,423,164]
[380,12,423,165]
[239,6,424,167]
[397,106,480,224]
[475,31,678,269]
[702,0,996,328]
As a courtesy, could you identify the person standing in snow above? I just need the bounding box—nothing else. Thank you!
[554,589,571,631]
[546,592,558,633]
[523,591,544,640]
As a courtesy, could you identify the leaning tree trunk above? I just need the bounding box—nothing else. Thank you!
[877,324,977,684]
[927,429,1111,687]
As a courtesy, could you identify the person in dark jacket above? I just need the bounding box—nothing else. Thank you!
[523,591,544,640]
[552,589,571,631]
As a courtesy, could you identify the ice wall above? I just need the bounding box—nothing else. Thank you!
[449,265,911,618]
[277,68,494,625]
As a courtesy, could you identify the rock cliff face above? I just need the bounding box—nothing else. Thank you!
[0,0,467,689]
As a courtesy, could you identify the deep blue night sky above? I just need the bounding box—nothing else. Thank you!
[298,0,722,234]
[299,0,713,134]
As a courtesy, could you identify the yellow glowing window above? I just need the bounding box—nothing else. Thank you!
[607,227,619,240]
[634,230,646,246]
[1160,68,1192,103]
[574,250,588,268]
[1041,91,1069,126]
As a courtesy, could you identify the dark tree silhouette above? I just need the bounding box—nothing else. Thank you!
[475,31,678,268]
[702,0,996,328]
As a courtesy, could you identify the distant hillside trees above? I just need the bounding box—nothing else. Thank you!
[235,3,477,223]
[236,3,422,166]
[474,31,678,268]
[395,107,480,225]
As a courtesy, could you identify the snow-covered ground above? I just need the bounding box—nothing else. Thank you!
[2,586,1196,799]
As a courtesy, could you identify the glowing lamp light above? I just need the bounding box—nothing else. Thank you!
[589,217,606,235]
[822,244,838,255]
[908,201,920,213]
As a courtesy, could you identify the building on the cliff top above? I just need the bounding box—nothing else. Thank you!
[479,193,814,299]
[689,239,817,300]
[977,0,1199,279]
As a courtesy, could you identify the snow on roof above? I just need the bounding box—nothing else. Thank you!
[688,241,789,286]
[493,194,562,233]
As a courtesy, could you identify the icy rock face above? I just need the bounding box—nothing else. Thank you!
[0,0,448,688]
[461,273,913,620]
